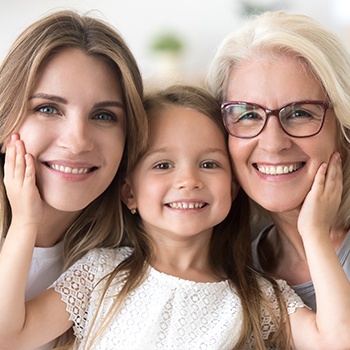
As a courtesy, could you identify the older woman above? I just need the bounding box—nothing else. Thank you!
[207,10,350,316]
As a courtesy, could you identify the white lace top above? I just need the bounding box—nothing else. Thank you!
[53,247,305,349]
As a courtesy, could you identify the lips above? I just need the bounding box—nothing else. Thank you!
[45,162,98,174]
[255,162,304,175]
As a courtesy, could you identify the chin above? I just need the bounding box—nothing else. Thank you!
[260,201,301,214]
[42,194,93,213]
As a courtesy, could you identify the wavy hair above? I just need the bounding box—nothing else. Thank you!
[0,9,148,262]
[0,10,148,347]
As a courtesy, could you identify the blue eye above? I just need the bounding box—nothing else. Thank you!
[36,105,58,115]
[93,112,117,122]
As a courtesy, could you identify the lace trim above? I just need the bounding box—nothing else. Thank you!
[53,247,305,348]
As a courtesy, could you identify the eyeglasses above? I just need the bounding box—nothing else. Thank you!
[221,100,332,138]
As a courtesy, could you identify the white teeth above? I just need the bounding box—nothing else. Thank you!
[50,164,90,174]
[257,163,302,175]
[168,202,205,209]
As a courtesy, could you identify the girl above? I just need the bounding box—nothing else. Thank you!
[0,85,347,349]
[0,10,147,349]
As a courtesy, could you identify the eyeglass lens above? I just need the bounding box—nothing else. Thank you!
[222,102,326,138]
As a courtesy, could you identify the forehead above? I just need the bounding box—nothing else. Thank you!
[227,55,326,106]
[32,48,123,102]
[147,105,226,148]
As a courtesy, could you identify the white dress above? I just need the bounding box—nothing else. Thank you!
[28,241,64,350]
[53,247,305,349]
[26,240,64,301]
[0,238,63,350]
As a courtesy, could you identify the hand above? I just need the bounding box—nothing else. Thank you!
[298,152,342,238]
[3,134,43,226]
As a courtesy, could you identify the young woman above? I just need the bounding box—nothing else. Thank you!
[0,85,348,349]
[0,10,147,349]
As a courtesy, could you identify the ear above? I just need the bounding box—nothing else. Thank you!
[231,176,240,201]
[121,179,137,209]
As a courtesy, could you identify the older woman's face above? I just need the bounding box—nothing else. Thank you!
[226,55,338,213]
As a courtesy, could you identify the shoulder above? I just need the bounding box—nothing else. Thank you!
[52,246,133,289]
[258,277,306,314]
[80,246,133,270]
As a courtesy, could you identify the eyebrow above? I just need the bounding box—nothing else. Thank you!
[95,101,125,111]
[29,93,125,110]
[29,93,67,104]
[146,147,228,157]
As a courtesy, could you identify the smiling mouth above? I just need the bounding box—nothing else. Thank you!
[254,162,304,175]
[167,202,207,209]
[45,162,98,174]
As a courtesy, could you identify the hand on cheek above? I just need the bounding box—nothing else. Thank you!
[4,133,43,226]
[297,152,342,238]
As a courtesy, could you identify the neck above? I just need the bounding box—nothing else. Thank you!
[148,230,220,282]
[259,211,347,285]
[271,211,347,252]
[35,204,81,247]
[270,211,306,257]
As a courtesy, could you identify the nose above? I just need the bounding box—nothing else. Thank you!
[58,117,94,154]
[175,167,204,190]
[258,115,292,153]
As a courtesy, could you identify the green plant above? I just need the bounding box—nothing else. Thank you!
[151,33,183,54]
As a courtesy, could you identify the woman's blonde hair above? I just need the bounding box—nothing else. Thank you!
[0,10,148,347]
[85,85,291,349]
[207,10,350,230]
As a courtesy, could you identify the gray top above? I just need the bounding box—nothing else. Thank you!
[252,226,350,311]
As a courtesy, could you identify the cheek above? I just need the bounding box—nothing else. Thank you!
[307,126,339,166]
[16,123,48,156]
[100,126,125,157]
[228,138,250,177]
[133,178,162,208]
[108,138,125,161]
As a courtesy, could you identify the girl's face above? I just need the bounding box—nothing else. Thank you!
[123,105,236,242]
[15,48,126,212]
[226,55,338,213]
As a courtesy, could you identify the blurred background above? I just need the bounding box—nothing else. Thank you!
[1,0,350,89]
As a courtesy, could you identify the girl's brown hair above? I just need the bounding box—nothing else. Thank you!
[85,85,290,349]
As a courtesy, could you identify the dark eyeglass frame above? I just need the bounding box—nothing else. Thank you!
[221,100,332,139]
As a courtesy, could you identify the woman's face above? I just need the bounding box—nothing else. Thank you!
[226,55,338,213]
[15,48,126,212]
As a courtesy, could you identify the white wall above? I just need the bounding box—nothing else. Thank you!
[0,0,347,85]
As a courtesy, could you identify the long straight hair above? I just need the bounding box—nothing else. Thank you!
[83,85,290,349]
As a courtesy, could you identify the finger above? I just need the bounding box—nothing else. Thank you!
[13,140,27,180]
[324,153,342,195]
[312,162,327,190]
[24,154,36,184]
[4,136,17,180]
